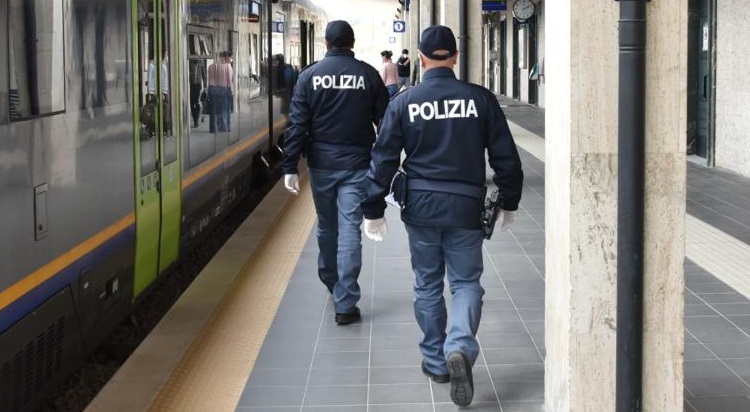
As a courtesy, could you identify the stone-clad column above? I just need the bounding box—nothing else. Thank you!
[466,0,483,83]
[544,1,685,411]
[419,0,433,37]
[407,1,419,69]
[437,0,484,83]
[641,1,687,410]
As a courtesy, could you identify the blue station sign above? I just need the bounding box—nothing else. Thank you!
[482,1,507,11]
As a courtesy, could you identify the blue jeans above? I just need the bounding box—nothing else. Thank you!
[309,168,367,314]
[208,86,230,132]
[405,224,485,375]
[386,84,399,97]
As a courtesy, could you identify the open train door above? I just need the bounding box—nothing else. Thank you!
[131,0,182,297]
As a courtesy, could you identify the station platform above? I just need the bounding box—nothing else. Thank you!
[86,97,750,412]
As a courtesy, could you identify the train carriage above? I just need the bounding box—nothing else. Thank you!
[0,1,326,411]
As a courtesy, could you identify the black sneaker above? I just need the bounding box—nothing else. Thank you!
[335,307,361,325]
[421,360,450,383]
[447,351,474,407]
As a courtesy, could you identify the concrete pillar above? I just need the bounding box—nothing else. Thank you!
[419,0,433,36]
[436,0,483,83]
[466,0,483,83]
[407,1,419,68]
[640,1,687,409]
[544,1,685,411]
[416,0,433,84]
[440,0,461,77]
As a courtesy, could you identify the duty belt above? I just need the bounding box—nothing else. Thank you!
[311,140,372,153]
[407,178,484,199]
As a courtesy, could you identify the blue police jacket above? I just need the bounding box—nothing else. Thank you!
[282,49,389,174]
[362,67,524,228]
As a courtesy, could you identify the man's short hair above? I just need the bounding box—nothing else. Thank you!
[402,49,409,54]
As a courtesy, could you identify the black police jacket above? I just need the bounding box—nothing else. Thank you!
[362,67,523,228]
[282,49,389,174]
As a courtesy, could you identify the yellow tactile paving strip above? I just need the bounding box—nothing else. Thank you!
[149,176,315,412]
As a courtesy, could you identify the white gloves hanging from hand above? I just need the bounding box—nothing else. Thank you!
[364,218,388,242]
[497,210,518,231]
[284,174,299,195]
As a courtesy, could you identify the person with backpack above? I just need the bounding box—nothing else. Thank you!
[396,49,411,89]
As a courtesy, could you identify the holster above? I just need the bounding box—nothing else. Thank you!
[481,189,504,240]
[390,170,407,209]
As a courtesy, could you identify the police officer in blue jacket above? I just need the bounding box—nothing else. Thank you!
[282,20,389,325]
[361,25,523,406]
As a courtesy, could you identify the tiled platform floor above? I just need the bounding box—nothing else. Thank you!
[239,100,750,412]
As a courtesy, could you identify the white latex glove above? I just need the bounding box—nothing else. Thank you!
[284,174,299,195]
[364,218,388,242]
[497,210,518,231]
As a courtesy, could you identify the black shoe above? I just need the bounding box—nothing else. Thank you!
[447,351,474,407]
[421,360,450,383]
[335,307,361,325]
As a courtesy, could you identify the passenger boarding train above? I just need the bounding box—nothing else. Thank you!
[0,0,326,410]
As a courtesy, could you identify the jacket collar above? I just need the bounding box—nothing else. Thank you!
[325,48,355,58]
[421,67,456,81]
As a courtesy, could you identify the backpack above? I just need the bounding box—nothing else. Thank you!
[283,64,297,87]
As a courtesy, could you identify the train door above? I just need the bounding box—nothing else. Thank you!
[131,0,181,297]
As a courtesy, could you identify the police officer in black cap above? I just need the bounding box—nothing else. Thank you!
[361,25,523,406]
[282,20,389,326]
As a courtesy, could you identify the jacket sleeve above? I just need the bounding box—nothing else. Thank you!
[371,71,390,127]
[486,94,524,211]
[362,102,404,219]
[281,74,311,174]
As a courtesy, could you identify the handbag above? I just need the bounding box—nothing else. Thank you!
[200,89,211,114]
[140,100,156,135]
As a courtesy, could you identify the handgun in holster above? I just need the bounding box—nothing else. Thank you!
[389,170,407,210]
[480,188,504,240]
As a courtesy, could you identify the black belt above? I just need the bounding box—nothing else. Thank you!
[311,140,372,153]
[407,178,484,199]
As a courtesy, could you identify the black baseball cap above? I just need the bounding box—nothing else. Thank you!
[325,20,355,48]
[418,25,457,61]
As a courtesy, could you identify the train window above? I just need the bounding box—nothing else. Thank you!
[241,2,263,101]
[7,0,66,121]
